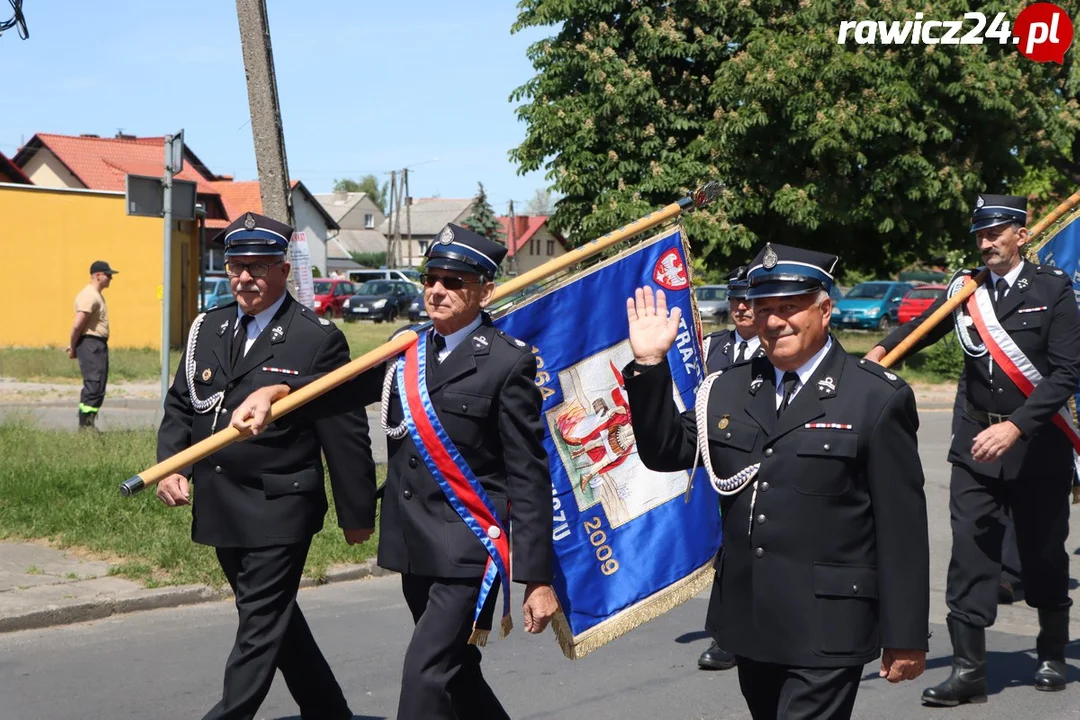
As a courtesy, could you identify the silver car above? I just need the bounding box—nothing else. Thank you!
[695,284,729,324]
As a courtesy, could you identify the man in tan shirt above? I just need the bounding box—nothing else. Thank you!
[67,260,117,429]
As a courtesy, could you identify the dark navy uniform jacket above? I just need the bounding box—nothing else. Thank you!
[878,263,1080,478]
[624,340,930,668]
[157,294,377,548]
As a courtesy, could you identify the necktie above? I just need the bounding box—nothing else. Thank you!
[432,332,447,362]
[735,341,748,363]
[994,278,1009,304]
[778,371,799,417]
[231,314,255,369]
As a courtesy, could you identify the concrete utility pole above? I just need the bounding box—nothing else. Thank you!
[386,170,398,268]
[235,0,296,293]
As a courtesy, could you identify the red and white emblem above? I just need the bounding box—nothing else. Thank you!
[653,249,688,291]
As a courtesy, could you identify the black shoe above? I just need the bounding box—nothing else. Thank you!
[922,617,987,706]
[1034,609,1069,692]
[698,640,736,671]
[998,580,1015,605]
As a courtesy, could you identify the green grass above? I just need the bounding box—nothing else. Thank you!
[0,320,397,383]
[0,419,381,588]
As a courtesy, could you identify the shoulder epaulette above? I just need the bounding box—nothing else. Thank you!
[1035,264,1068,279]
[296,305,339,333]
[856,358,908,388]
[494,328,532,352]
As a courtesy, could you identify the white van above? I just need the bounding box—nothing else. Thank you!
[347,268,422,287]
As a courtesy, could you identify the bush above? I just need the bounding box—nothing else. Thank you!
[915,331,965,381]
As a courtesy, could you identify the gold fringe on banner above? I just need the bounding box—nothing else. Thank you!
[550,559,715,660]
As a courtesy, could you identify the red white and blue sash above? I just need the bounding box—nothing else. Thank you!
[395,331,513,644]
[964,278,1080,453]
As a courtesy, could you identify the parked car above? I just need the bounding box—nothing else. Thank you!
[200,275,232,311]
[695,284,729,324]
[897,284,947,324]
[311,278,357,319]
[343,280,421,323]
[831,280,915,330]
[347,268,423,288]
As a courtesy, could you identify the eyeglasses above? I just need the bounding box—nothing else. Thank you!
[419,273,483,290]
[225,261,282,278]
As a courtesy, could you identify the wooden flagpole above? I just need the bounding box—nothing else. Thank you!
[120,182,724,496]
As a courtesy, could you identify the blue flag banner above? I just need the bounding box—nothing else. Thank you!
[491,225,722,659]
[1033,206,1080,472]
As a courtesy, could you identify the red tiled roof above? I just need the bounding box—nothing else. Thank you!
[498,215,562,257]
[0,152,31,184]
[25,133,219,193]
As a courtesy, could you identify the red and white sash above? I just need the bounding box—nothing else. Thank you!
[964,278,1080,453]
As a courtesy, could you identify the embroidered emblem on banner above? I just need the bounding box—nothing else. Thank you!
[653,249,689,290]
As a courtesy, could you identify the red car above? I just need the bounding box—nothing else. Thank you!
[311,278,357,319]
[897,284,946,325]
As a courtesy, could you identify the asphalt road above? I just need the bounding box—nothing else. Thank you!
[0,412,1078,720]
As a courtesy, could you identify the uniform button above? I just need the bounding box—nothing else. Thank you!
[403,489,413,499]
[764,448,774,458]
[725,432,732,439]
[214,465,222,474]
[409,457,419,469]
[852,584,859,595]
[760,481,770,492]
[756,514,766,525]
[487,526,501,539]
[293,482,300,489]
[754,547,765,558]
[997,388,1004,394]
[823,443,831,452]
[461,404,468,411]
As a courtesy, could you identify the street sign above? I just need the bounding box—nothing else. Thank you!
[168,129,185,173]
[125,174,197,220]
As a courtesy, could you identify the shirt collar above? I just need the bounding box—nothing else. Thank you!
[437,314,483,353]
[775,335,833,393]
[236,292,286,335]
[990,260,1025,290]
[733,329,759,348]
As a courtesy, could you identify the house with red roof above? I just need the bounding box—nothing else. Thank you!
[497,214,568,275]
[0,152,31,184]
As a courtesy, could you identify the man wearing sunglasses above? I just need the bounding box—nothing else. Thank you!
[155,211,377,720]
[234,222,559,720]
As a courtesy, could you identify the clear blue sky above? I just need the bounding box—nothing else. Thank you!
[0,0,555,213]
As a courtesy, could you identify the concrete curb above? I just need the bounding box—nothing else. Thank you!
[0,560,389,634]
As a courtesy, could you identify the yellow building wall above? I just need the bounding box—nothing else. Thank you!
[0,184,199,349]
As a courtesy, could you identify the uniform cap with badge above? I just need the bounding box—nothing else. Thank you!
[424,223,507,279]
[214,211,294,257]
[969,193,1028,233]
[745,243,839,299]
[726,265,750,300]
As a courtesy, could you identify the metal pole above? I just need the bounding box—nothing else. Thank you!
[160,134,175,419]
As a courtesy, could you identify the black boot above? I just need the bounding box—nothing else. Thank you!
[1034,609,1068,691]
[77,411,98,431]
[698,640,736,670]
[922,617,987,706]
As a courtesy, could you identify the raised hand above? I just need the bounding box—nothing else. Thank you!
[626,286,682,366]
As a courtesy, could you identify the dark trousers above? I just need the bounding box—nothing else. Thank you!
[75,335,108,410]
[398,574,508,720]
[1001,508,1022,587]
[946,461,1074,628]
[204,542,350,720]
[735,657,862,720]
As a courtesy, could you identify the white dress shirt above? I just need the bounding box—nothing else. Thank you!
[432,314,483,363]
[234,292,287,357]
[773,336,834,411]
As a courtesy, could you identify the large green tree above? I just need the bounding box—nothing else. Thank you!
[510,0,1080,278]
[333,174,389,213]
